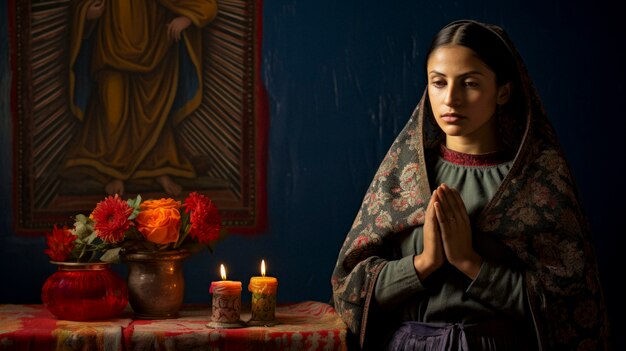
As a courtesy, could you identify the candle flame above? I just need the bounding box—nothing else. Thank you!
[220,264,227,280]
[261,259,266,277]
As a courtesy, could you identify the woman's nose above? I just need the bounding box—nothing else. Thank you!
[444,84,461,107]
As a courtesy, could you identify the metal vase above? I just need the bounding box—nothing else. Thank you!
[121,249,191,319]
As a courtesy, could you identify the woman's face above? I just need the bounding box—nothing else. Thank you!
[427,45,510,151]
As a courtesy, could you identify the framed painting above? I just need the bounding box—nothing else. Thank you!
[10,0,267,234]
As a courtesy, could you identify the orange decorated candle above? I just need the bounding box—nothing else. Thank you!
[248,260,278,322]
[209,264,242,323]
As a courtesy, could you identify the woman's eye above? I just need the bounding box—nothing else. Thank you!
[464,81,479,88]
[431,80,446,88]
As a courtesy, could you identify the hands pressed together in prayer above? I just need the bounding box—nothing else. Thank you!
[414,183,483,280]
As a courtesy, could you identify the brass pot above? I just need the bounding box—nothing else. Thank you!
[121,249,191,319]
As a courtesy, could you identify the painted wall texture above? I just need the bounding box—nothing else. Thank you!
[1,0,624,348]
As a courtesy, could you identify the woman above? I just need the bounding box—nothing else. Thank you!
[331,20,609,350]
[63,0,218,196]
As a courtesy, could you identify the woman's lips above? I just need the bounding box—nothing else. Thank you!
[441,113,465,123]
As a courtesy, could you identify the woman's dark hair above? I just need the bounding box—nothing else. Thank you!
[426,20,518,87]
[425,20,526,148]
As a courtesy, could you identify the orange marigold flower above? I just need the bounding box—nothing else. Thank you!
[185,192,221,244]
[44,225,75,262]
[92,195,133,243]
[136,198,182,244]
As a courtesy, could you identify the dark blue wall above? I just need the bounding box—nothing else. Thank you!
[2,0,624,348]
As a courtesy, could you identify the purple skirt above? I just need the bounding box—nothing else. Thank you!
[387,320,534,351]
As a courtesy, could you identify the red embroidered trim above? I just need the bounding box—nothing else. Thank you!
[439,144,513,166]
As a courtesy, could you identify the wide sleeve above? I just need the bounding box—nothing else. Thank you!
[466,258,527,320]
[374,255,425,307]
[331,110,432,348]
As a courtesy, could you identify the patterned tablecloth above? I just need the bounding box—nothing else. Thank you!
[0,301,347,351]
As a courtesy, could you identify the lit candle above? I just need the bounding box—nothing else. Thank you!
[209,264,242,324]
[248,259,278,323]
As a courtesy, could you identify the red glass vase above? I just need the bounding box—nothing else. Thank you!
[41,262,129,321]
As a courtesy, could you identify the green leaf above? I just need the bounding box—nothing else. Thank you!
[73,219,94,240]
[127,195,142,220]
[100,247,122,263]
[75,214,88,223]
[85,232,98,244]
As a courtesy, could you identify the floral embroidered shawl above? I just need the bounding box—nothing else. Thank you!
[331,22,610,350]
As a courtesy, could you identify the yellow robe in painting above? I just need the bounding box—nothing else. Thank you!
[64,0,217,183]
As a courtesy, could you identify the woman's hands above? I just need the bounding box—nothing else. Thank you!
[434,184,483,278]
[86,1,105,20]
[414,184,483,280]
[413,189,445,280]
[167,16,192,42]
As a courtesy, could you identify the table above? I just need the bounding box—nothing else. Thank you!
[0,301,347,351]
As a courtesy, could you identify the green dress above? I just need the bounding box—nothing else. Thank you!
[373,146,536,349]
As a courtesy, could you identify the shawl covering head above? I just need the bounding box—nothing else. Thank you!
[331,20,610,350]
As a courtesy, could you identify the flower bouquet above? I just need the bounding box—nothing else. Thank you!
[44,192,226,263]
[42,192,226,320]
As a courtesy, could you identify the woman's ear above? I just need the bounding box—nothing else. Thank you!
[497,82,512,105]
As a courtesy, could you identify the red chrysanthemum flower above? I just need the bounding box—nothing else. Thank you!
[184,192,221,244]
[44,225,75,262]
[92,195,133,243]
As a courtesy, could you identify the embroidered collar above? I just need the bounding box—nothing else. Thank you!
[439,143,513,166]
